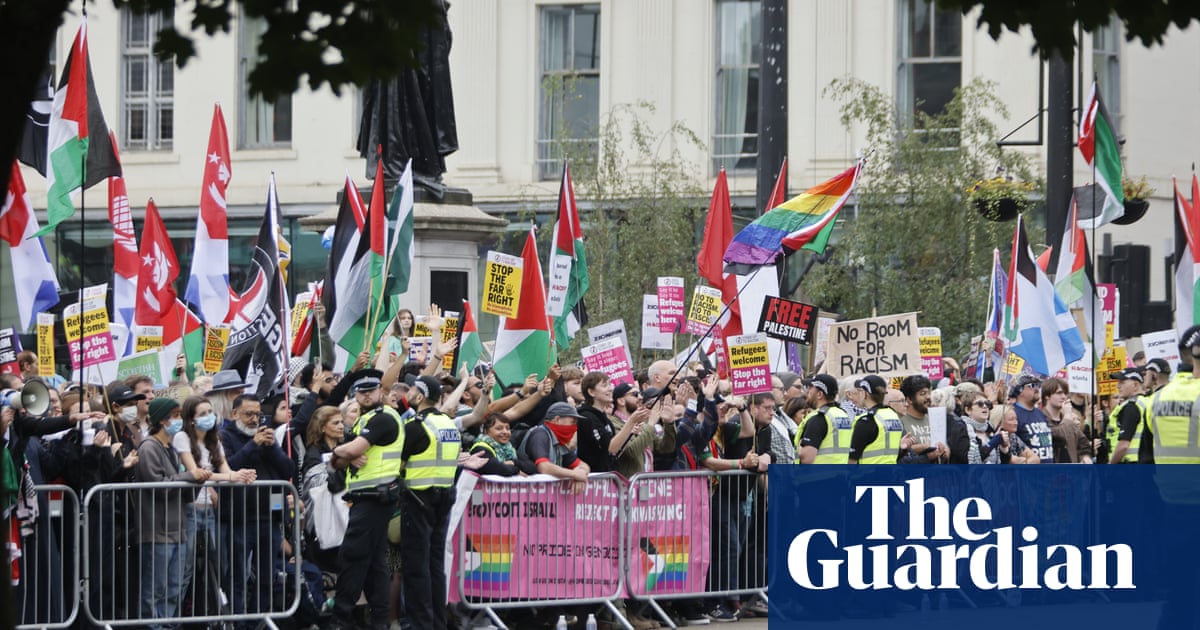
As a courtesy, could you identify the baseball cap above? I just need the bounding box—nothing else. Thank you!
[545,401,584,420]
[613,383,635,400]
[108,384,146,405]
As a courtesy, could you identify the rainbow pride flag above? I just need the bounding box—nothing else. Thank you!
[464,534,515,594]
[723,160,862,271]
[640,536,691,592]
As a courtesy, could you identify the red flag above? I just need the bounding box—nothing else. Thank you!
[369,146,386,256]
[107,135,138,283]
[134,199,179,324]
[697,170,732,287]
[1036,246,1053,273]
[763,157,788,214]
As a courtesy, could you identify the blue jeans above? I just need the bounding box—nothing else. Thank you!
[141,541,186,630]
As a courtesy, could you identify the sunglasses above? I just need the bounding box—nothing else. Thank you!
[974,401,994,409]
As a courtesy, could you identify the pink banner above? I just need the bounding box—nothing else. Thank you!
[453,475,622,601]
[581,338,634,386]
[656,277,685,333]
[625,476,711,597]
[67,332,117,371]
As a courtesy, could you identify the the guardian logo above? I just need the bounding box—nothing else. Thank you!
[787,479,1134,591]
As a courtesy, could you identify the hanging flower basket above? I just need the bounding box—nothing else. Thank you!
[1114,176,1154,225]
[967,177,1033,223]
[1113,198,1149,225]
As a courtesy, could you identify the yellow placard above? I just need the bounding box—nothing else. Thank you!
[413,319,431,338]
[1002,353,1025,376]
[36,313,55,377]
[441,314,459,371]
[919,335,942,357]
[1096,345,1127,397]
[290,293,312,348]
[482,251,523,318]
[134,325,163,353]
[203,326,230,374]
[63,298,108,342]
[727,339,769,369]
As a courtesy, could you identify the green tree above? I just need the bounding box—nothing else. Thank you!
[803,77,1043,359]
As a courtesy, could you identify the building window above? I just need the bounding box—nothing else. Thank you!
[1094,16,1120,134]
[538,5,600,180]
[121,9,174,150]
[238,14,292,148]
[897,0,961,125]
[713,0,760,173]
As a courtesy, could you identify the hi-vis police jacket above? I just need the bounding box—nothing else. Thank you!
[794,405,852,464]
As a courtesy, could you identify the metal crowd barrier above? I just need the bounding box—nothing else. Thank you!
[456,473,631,630]
[626,470,767,629]
[81,480,302,628]
[15,484,81,629]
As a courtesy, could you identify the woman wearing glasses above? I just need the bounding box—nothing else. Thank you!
[962,392,1003,463]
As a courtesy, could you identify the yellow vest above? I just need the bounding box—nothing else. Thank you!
[1149,373,1200,464]
[798,405,851,464]
[405,410,462,490]
[1106,398,1148,463]
[345,406,405,492]
[856,407,903,464]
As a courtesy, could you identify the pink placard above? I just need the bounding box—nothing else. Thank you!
[68,332,117,371]
[656,277,685,333]
[728,333,771,396]
[582,338,634,386]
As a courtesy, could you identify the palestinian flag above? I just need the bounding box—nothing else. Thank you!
[493,230,555,390]
[324,175,373,369]
[161,300,205,383]
[546,162,589,351]
[1174,175,1200,336]
[1077,81,1124,229]
[362,158,415,354]
[454,299,486,374]
[37,21,121,236]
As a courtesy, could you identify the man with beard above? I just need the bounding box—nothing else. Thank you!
[897,374,967,463]
[1010,375,1053,463]
[612,382,639,422]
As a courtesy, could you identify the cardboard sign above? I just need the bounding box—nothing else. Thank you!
[117,349,165,385]
[656,277,686,333]
[203,325,230,374]
[0,328,21,375]
[441,312,460,371]
[757,296,818,345]
[581,337,634,386]
[812,314,838,369]
[1098,283,1117,351]
[133,325,164,353]
[641,295,673,350]
[1097,343,1127,396]
[1067,358,1093,396]
[685,286,724,335]
[482,251,524,318]
[727,333,771,396]
[36,313,55,377]
[587,319,635,377]
[919,327,942,380]
[1141,329,1181,364]
[63,292,117,371]
[546,252,573,318]
[822,313,921,380]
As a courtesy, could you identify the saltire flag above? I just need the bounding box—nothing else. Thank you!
[0,163,59,331]
[696,169,742,350]
[493,230,555,390]
[107,133,138,352]
[1053,194,1103,345]
[454,299,486,374]
[36,20,121,236]
[323,175,374,370]
[1003,215,1086,376]
[763,157,788,215]
[1076,81,1124,228]
[222,176,288,398]
[134,200,179,325]
[546,162,589,350]
[724,160,862,273]
[185,104,232,324]
[1174,175,1200,337]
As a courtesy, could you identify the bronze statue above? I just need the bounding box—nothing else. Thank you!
[358,0,459,197]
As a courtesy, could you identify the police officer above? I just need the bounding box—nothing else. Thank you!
[1107,368,1149,463]
[328,369,404,630]
[794,374,852,464]
[847,375,904,464]
[1148,326,1200,464]
[400,375,461,630]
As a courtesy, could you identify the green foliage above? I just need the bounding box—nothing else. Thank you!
[803,78,1043,358]
[525,101,708,366]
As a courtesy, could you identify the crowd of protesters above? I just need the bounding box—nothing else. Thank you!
[6,312,1200,629]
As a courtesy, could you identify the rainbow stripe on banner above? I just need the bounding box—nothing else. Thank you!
[464,534,515,593]
[723,161,862,270]
[639,536,690,592]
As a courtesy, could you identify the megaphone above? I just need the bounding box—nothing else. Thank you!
[0,380,51,417]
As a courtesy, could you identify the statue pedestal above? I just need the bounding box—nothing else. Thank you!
[299,184,506,317]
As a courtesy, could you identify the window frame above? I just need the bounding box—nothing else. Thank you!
[712,0,761,174]
[1093,16,1121,135]
[120,8,175,151]
[896,0,962,128]
[536,4,602,181]
[237,12,293,149]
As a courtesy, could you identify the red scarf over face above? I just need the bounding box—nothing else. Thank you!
[546,422,577,446]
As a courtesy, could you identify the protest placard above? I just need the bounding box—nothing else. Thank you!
[482,251,523,318]
[441,312,460,371]
[0,328,20,375]
[656,277,686,333]
[757,296,817,345]
[1097,343,1127,396]
[290,291,313,350]
[63,293,116,371]
[588,319,634,375]
[728,333,771,396]
[822,313,921,380]
[641,295,673,350]
[1098,283,1117,350]
[919,327,942,379]
[36,313,55,377]
[133,325,163,353]
[812,314,838,370]
[203,325,230,374]
[1141,329,1181,364]
[409,337,434,363]
[1002,353,1025,377]
[685,286,723,335]
[581,337,634,385]
[117,349,165,385]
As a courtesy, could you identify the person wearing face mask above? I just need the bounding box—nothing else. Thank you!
[134,398,212,630]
